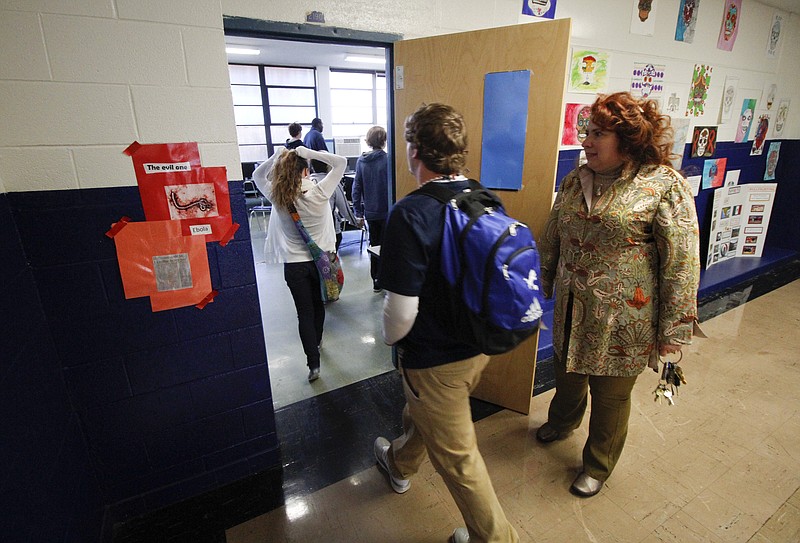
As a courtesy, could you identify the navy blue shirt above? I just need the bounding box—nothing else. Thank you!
[379,179,481,369]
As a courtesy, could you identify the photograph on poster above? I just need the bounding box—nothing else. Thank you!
[749,215,764,225]
[751,204,765,212]
[732,205,741,216]
[686,64,712,116]
[743,246,756,255]
[691,126,716,157]
[745,236,758,244]
[767,13,783,57]
[729,240,739,252]
[562,103,592,145]
[721,207,731,219]
[719,76,739,123]
[717,0,741,51]
[735,99,757,142]
[569,49,609,93]
[750,115,770,156]
[731,227,740,238]
[675,0,700,43]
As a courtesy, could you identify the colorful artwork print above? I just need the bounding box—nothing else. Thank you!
[691,126,717,158]
[568,49,609,93]
[750,115,770,156]
[631,63,665,97]
[767,12,783,58]
[735,99,757,142]
[676,0,700,43]
[522,0,557,18]
[764,142,780,181]
[719,76,739,123]
[562,103,592,145]
[717,0,742,51]
[702,157,727,190]
[631,0,657,36]
[686,64,712,117]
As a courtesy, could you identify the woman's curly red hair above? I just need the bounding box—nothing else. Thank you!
[590,92,676,168]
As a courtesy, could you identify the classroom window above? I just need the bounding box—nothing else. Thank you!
[329,70,386,148]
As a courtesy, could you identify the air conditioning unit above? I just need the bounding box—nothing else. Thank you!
[334,137,362,157]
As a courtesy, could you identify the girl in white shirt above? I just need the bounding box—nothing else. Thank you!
[253,146,346,382]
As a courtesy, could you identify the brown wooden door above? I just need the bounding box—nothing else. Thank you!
[392,19,571,414]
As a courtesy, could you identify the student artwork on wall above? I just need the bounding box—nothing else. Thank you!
[750,115,770,156]
[719,76,739,123]
[773,99,790,137]
[717,0,741,51]
[568,49,609,93]
[761,81,778,111]
[670,117,691,169]
[735,99,757,142]
[675,0,700,43]
[562,103,592,146]
[630,62,664,98]
[686,64,712,117]
[764,142,781,181]
[766,12,783,58]
[663,88,685,115]
[521,0,557,18]
[631,0,657,36]
[702,157,727,190]
[691,126,717,158]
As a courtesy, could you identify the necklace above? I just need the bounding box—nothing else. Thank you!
[592,168,622,197]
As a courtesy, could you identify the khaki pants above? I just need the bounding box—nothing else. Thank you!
[388,355,519,543]
[548,352,638,481]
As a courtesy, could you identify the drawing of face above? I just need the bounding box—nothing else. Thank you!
[770,19,781,51]
[766,85,777,110]
[738,108,753,139]
[576,106,591,143]
[529,0,551,16]
[581,56,597,85]
[638,0,652,21]
[724,4,738,40]
[767,150,778,175]
[709,163,718,178]
[692,76,707,107]
[697,128,709,156]
[667,93,680,112]
[755,117,769,147]
[683,0,696,24]
[776,104,788,133]
[723,85,735,112]
[641,64,657,97]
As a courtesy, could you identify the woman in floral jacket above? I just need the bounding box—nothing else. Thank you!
[536,92,700,497]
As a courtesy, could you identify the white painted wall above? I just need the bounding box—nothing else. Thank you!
[1,0,797,192]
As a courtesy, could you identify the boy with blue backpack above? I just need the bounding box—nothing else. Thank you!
[373,103,535,543]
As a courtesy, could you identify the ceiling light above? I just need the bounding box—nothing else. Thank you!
[226,47,260,56]
[344,54,385,64]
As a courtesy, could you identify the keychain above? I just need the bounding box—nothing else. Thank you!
[653,351,685,405]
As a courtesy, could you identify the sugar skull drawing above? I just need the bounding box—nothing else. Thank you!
[736,102,755,142]
[752,116,769,153]
[765,84,777,110]
[696,128,710,156]
[528,0,551,17]
[766,148,779,178]
[576,106,591,143]
[683,0,696,25]
[641,64,657,97]
[638,0,653,21]
[581,55,597,85]
[686,64,712,116]
[769,18,781,54]
[724,3,738,41]
[775,102,788,134]
[723,85,736,114]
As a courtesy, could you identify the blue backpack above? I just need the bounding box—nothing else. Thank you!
[417,179,544,355]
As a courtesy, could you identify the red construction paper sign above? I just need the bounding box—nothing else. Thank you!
[125,141,235,243]
[111,218,212,312]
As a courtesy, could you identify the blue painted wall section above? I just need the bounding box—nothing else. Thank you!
[5,182,278,541]
[1,193,103,543]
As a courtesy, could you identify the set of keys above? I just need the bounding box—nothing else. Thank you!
[653,360,686,405]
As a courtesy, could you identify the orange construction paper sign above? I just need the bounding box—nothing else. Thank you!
[111,219,212,312]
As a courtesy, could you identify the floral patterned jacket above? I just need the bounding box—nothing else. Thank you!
[539,164,700,377]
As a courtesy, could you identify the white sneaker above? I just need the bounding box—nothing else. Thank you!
[450,527,470,543]
[307,367,320,382]
[373,437,410,494]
